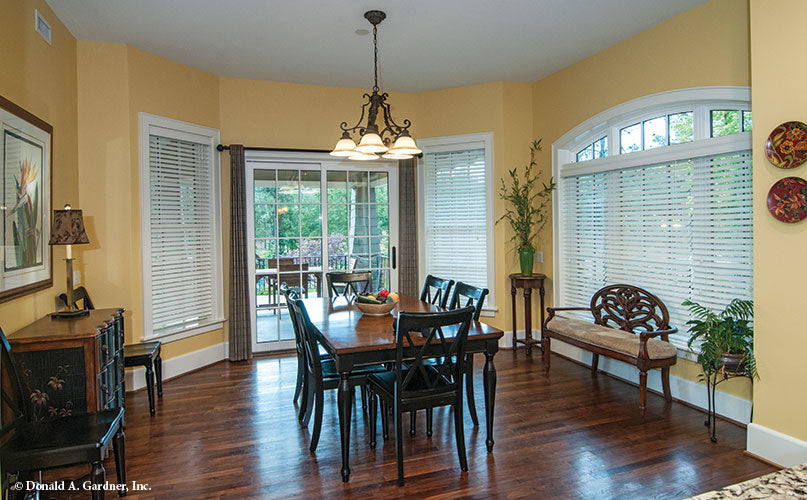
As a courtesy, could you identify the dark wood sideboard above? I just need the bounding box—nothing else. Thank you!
[9,308,125,419]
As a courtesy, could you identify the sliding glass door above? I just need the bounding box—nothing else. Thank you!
[245,155,398,353]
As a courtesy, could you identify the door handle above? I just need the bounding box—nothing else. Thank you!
[392,246,397,270]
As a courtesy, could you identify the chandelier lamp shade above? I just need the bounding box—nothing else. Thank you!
[330,10,421,160]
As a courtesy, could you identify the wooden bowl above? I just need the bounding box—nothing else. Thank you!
[355,300,397,316]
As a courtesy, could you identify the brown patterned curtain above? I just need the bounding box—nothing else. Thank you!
[398,158,419,297]
[228,145,252,361]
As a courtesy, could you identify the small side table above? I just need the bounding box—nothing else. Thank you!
[509,273,546,355]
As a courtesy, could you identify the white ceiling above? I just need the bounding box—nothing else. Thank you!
[46,0,707,93]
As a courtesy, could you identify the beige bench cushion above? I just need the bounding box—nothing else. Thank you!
[546,316,677,360]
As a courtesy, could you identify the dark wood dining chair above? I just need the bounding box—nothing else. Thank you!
[285,293,387,452]
[367,306,475,486]
[326,271,372,300]
[58,287,163,415]
[420,275,454,309]
[281,285,316,411]
[408,275,455,435]
[416,282,489,436]
[448,282,489,426]
[0,326,126,500]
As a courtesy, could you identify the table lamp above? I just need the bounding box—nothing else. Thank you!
[49,204,90,318]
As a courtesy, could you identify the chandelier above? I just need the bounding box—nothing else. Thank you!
[329,10,421,160]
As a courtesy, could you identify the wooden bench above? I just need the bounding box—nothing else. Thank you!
[543,284,678,416]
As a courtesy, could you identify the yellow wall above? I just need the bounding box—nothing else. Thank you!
[415,81,535,332]
[0,0,78,332]
[219,78,536,336]
[531,0,752,398]
[749,0,807,442]
[76,42,225,354]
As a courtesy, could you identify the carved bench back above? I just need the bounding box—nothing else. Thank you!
[590,284,670,334]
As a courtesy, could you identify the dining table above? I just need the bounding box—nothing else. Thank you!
[304,294,504,482]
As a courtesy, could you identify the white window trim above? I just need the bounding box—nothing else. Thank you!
[552,87,751,355]
[139,113,225,342]
[417,132,497,316]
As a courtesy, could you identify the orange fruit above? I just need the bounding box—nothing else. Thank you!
[388,292,400,302]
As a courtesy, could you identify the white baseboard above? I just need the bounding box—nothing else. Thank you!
[125,341,227,392]
[747,423,807,468]
[550,340,753,424]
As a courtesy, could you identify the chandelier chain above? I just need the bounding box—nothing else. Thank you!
[372,23,379,92]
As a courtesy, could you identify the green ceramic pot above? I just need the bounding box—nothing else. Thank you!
[518,247,535,275]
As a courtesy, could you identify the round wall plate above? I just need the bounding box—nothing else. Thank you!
[765,121,807,169]
[767,176,807,222]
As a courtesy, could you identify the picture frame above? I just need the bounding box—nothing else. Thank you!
[0,95,52,303]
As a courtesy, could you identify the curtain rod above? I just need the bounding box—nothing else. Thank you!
[217,144,422,158]
[216,144,331,154]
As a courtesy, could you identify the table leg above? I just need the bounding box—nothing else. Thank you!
[511,285,517,351]
[483,352,497,452]
[539,284,546,352]
[524,288,533,355]
[338,373,352,482]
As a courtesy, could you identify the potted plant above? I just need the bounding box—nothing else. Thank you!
[497,139,555,275]
[683,299,757,378]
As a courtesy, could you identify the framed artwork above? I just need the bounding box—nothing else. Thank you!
[0,95,52,303]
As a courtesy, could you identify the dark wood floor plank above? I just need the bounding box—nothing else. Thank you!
[40,351,774,499]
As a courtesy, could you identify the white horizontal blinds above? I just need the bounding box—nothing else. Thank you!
[559,149,752,347]
[423,149,488,288]
[148,134,215,335]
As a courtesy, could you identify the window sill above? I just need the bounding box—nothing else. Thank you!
[142,318,227,344]
[676,346,699,362]
[479,307,499,318]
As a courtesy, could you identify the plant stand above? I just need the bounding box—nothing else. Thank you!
[703,368,752,442]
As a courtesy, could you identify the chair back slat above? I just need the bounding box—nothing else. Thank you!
[1,327,30,438]
[394,306,474,400]
[287,298,324,380]
[57,286,95,311]
[420,275,454,309]
[326,271,372,300]
[449,282,489,321]
[281,285,305,356]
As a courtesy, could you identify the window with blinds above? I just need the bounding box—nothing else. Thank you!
[140,114,222,339]
[559,145,753,347]
[420,136,494,305]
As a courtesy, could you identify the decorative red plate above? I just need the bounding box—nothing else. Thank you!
[765,121,807,169]
[767,177,807,222]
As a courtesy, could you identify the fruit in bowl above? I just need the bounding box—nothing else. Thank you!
[355,289,399,316]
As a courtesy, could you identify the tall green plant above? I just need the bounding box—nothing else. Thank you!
[496,140,556,252]
[684,299,757,379]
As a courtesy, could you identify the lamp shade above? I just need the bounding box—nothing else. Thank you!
[355,132,388,153]
[387,132,422,155]
[330,134,358,157]
[349,152,379,161]
[49,208,89,245]
[381,151,413,160]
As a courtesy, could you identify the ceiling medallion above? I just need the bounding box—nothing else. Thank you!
[330,10,421,161]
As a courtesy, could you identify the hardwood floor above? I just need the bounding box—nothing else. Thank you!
[43,351,774,499]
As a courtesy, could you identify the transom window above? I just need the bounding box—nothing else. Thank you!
[576,136,608,162]
[572,97,751,162]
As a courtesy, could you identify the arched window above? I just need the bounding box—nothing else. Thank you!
[552,87,752,349]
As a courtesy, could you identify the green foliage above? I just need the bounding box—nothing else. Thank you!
[9,170,41,269]
[711,110,741,137]
[684,298,757,380]
[496,139,556,252]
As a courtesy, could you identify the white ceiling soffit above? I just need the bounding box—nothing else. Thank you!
[46,0,708,93]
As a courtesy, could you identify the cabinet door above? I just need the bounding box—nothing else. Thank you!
[14,347,87,420]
